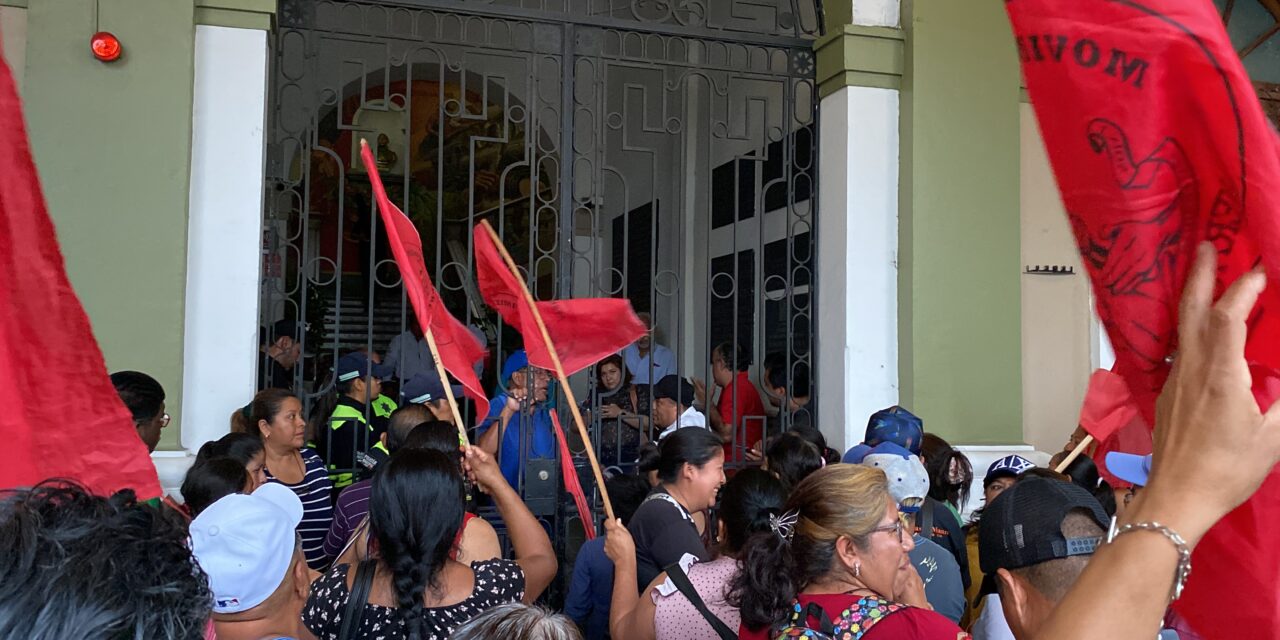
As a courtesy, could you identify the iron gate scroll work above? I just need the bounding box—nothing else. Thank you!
[264,0,819,600]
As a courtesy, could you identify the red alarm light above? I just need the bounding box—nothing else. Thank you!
[90,32,122,62]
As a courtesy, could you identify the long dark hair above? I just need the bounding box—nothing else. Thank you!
[194,432,263,468]
[1059,454,1117,517]
[921,433,972,510]
[180,457,249,516]
[657,427,723,484]
[594,354,630,391]
[229,389,298,440]
[370,449,466,640]
[729,465,891,631]
[764,433,822,491]
[719,468,787,555]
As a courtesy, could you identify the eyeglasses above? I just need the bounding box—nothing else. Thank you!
[869,514,912,543]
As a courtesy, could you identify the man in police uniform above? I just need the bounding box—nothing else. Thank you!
[315,352,392,490]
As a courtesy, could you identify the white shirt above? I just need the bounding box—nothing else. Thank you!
[384,331,432,380]
[623,342,677,384]
[657,406,707,440]
[972,594,1016,640]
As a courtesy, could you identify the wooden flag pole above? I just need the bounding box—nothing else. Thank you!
[422,327,470,447]
[478,220,616,521]
[1054,435,1094,473]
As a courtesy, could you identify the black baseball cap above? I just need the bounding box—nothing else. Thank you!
[978,476,1109,575]
[652,374,695,406]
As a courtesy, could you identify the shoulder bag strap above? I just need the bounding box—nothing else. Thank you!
[663,561,738,640]
[920,498,935,538]
[338,560,377,640]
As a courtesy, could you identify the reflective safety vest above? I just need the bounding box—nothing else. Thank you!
[327,404,372,489]
[371,394,398,419]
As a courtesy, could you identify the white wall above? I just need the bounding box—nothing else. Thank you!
[172,25,270,491]
[852,0,900,27]
[816,86,899,452]
[0,5,26,94]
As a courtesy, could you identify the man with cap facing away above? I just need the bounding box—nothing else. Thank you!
[190,483,313,640]
[477,349,557,490]
[978,476,1109,640]
[651,374,706,440]
[400,370,457,422]
[316,351,394,491]
[863,405,970,590]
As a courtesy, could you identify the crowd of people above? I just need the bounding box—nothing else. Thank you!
[0,246,1276,639]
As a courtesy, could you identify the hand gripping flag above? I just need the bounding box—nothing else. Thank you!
[0,53,161,498]
[359,141,488,424]
[472,221,647,376]
[1006,0,1280,634]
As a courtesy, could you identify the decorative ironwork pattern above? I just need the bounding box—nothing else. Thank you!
[264,0,817,600]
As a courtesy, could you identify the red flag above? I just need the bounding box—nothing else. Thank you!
[359,141,488,423]
[0,55,161,498]
[551,412,597,539]
[1078,369,1138,443]
[1006,0,1280,634]
[1077,369,1151,488]
[472,222,646,375]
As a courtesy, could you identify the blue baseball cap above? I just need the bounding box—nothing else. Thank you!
[984,454,1035,485]
[842,443,873,464]
[1105,452,1152,488]
[501,350,530,383]
[401,372,447,404]
[864,406,924,455]
[336,352,393,383]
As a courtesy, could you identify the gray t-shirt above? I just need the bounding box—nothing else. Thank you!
[909,534,966,624]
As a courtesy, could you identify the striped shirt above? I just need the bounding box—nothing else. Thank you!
[322,479,372,560]
[266,448,334,570]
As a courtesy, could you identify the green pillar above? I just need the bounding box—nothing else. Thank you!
[899,0,1023,444]
[23,0,196,451]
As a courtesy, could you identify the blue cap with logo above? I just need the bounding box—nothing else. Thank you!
[864,406,924,455]
[984,454,1035,485]
[336,352,393,383]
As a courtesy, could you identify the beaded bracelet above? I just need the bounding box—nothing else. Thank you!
[1105,517,1193,603]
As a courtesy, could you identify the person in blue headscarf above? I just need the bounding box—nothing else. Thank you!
[476,350,558,490]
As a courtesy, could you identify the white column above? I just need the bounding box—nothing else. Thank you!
[816,86,900,452]
[178,25,269,458]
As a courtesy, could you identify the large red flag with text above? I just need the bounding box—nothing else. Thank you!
[359,142,488,423]
[0,54,161,498]
[1006,0,1280,634]
[472,222,646,375]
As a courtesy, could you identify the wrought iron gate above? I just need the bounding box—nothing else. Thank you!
[262,0,819,595]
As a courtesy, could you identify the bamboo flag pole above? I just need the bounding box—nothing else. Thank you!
[1054,435,1094,473]
[477,220,615,521]
[422,328,470,447]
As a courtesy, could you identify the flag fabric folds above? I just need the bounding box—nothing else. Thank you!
[1006,0,1280,634]
[0,53,161,498]
[472,222,647,376]
[359,141,489,423]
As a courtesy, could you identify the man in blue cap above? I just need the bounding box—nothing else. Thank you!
[477,350,557,490]
[399,370,457,423]
[315,351,393,490]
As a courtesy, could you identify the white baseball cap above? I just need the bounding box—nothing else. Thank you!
[190,482,303,613]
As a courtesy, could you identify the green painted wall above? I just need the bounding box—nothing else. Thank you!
[23,0,196,451]
[899,0,1023,444]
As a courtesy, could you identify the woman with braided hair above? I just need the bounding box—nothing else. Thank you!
[302,446,556,639]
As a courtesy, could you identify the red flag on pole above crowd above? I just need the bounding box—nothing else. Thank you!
[472,222,647,375]
[1076,369,1151,488]
[1006,0,1280,634]
[359,141,488,425]
[0,54,161,498]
